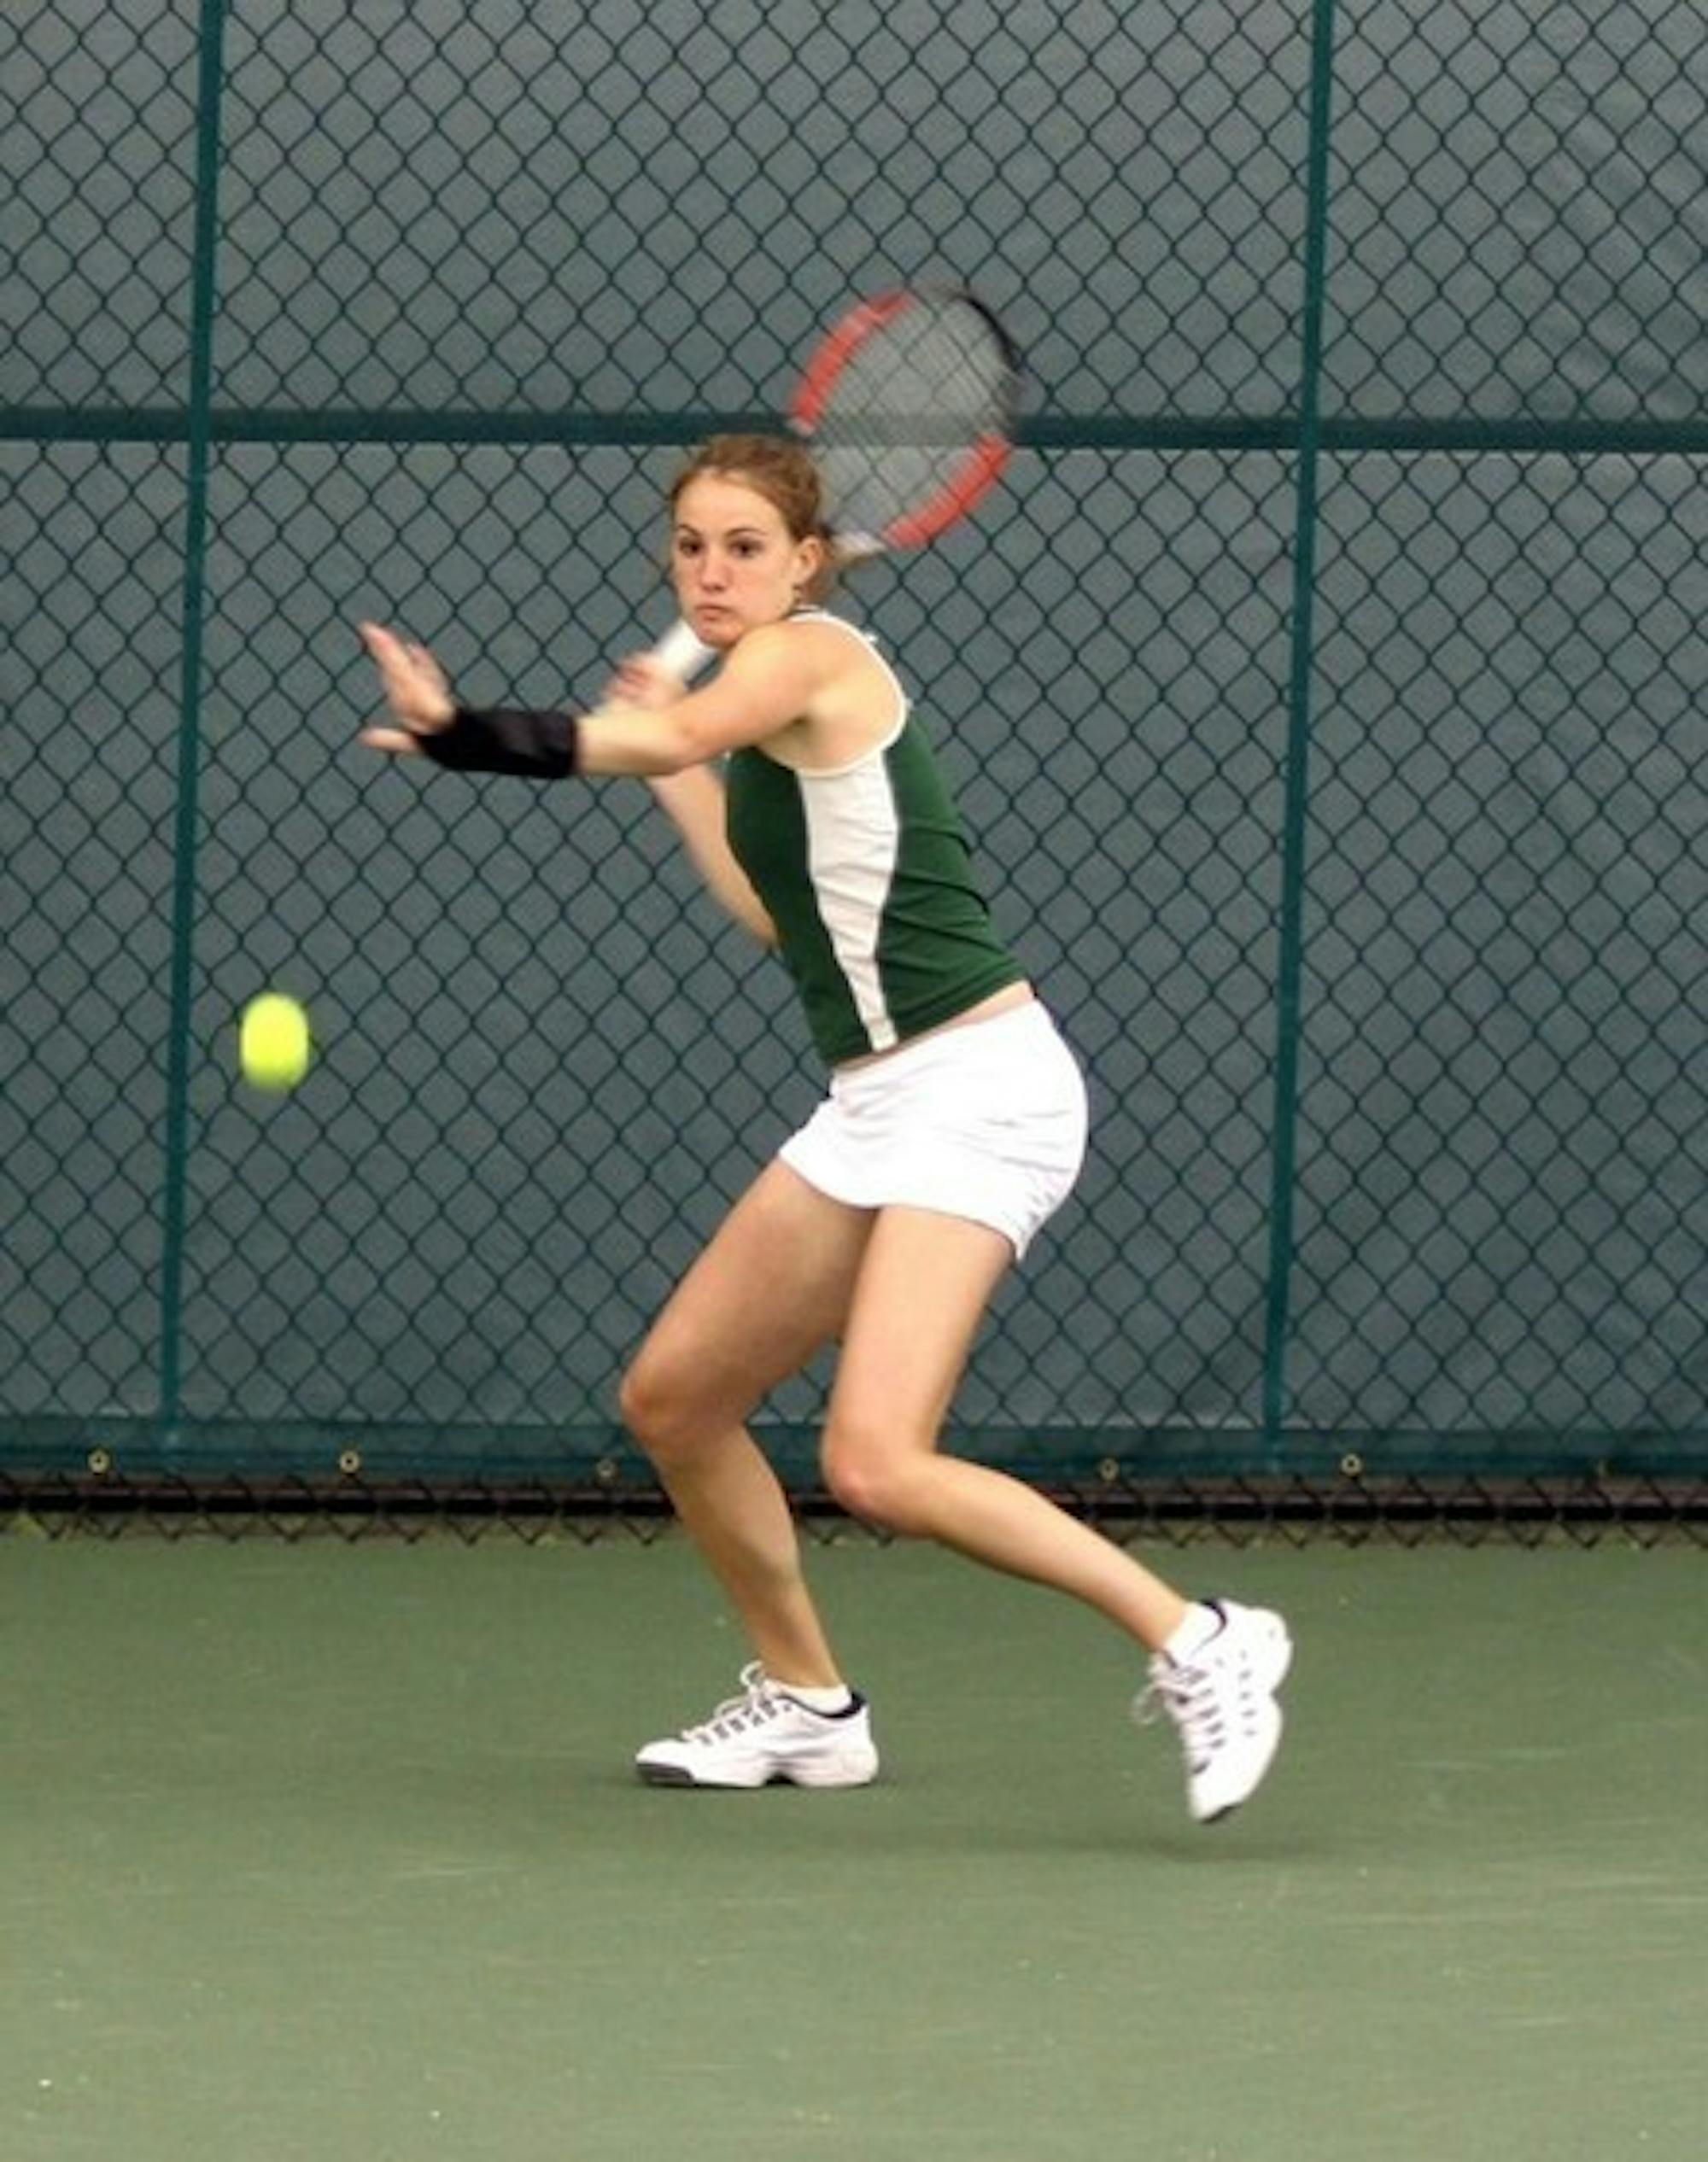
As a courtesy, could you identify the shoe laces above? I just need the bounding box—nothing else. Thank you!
[681,1662,783,1744]
[1134,1654,1231,1764]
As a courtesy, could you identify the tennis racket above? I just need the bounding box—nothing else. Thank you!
[652,284,1021,678]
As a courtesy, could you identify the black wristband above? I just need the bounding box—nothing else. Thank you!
[420,706,579,779]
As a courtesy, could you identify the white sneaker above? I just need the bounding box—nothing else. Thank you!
[1136,1599,1293,1824]
[635,1663,880,1790]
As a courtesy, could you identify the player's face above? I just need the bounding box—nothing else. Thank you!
[670,476,822,647]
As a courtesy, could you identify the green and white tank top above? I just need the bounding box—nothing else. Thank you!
[723,613,1024,1067]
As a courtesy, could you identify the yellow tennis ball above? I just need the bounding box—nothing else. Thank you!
[240,993,311,1091]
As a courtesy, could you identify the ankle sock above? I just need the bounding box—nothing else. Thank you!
[1163,1601,1224,1665]
[779,1681,857,1715]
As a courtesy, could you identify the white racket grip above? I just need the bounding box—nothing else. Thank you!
[651,620,717,681]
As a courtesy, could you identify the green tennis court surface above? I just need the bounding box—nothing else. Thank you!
[4,1534,1704,2161]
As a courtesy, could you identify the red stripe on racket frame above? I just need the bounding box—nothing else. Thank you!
[790,290,916,432]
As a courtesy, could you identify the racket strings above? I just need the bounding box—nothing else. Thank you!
[810,297,1012,546]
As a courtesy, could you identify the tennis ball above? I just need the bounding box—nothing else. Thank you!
[239,993,311,1091]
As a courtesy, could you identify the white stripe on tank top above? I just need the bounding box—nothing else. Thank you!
[791,612,910,1054]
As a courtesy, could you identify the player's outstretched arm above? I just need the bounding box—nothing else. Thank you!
[356,617,833,780]
[357,618,578,777]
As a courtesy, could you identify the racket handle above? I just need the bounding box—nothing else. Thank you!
[651,619,717,681]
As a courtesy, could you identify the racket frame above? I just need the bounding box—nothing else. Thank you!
[649,283,1021,680]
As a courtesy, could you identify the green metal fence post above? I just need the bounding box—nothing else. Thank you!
[1260,0,1338,1471]
[156,0,230,1448]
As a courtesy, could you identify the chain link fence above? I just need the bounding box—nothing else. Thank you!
[4,1,1706,1536]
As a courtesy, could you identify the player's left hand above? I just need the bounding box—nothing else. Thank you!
[357,622,456,754]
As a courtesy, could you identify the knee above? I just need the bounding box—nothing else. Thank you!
[618,1349,704,1469]
[820,1427,933,1536]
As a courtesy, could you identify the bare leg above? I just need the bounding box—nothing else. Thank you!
[619,1160,873,1686]
[820,1208,1190,1653]
[655,1435,841,1686]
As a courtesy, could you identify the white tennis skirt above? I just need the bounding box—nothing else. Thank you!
[778,998,1090,1260]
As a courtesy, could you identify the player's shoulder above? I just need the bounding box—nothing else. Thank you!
[732,611,873,673]
[788,607,874,646]
[770,607,866,640]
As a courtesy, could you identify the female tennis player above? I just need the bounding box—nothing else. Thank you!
[358,434,1291,1824]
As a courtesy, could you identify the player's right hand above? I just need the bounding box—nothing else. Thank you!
[602,653,689,713]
